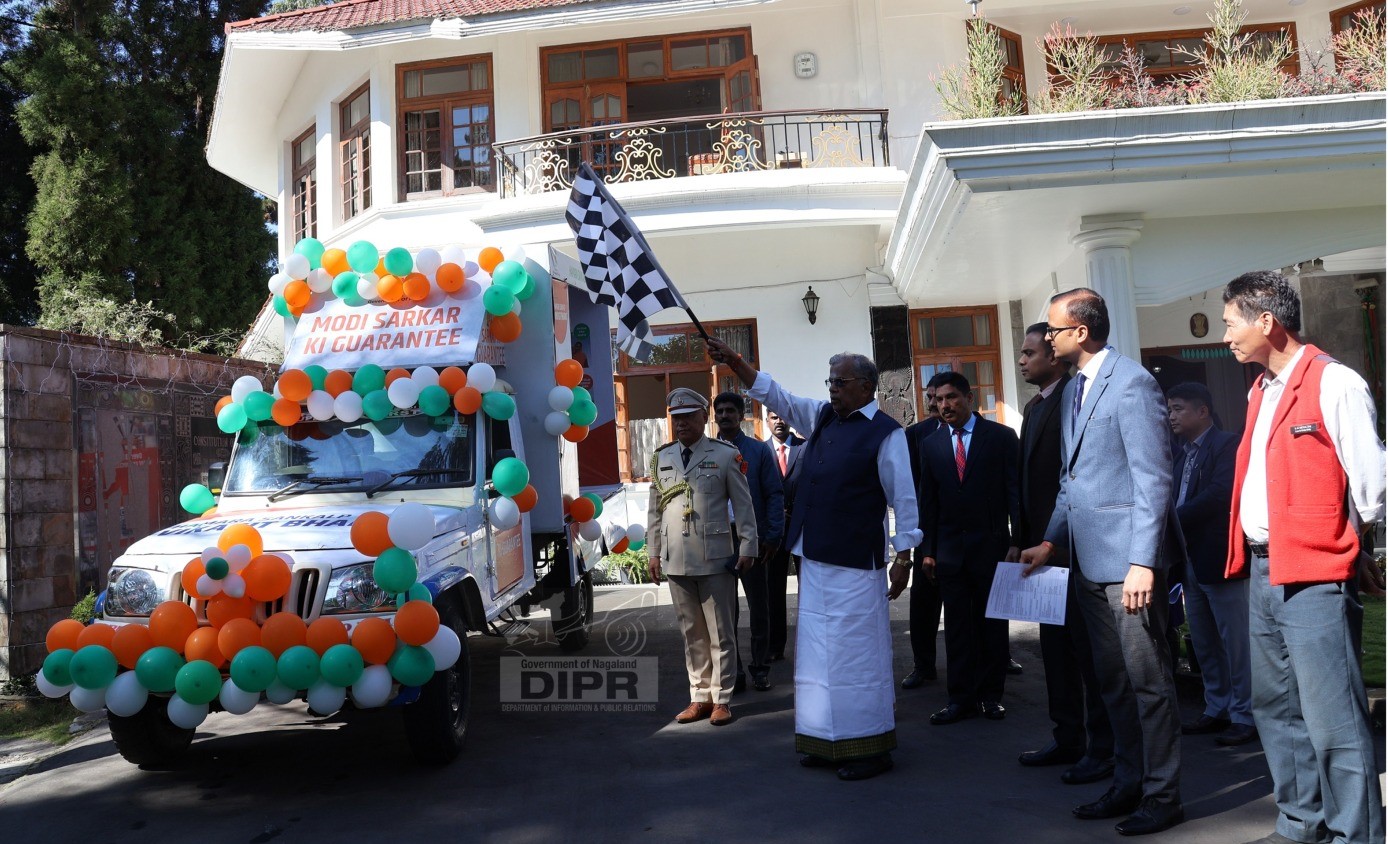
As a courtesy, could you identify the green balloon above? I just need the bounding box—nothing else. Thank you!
[320,644,365,687]
[571,386,592,404]
[376,416,403,436]
[517,273,537,302]
[353,363,386,395]
[180,484,215,514]
[629,539,645,551]
[346,240,379,274]
[491,456,530,498]
[383,247,413,277]
[70,645,118,690]
[217,403,247,434]
[363,389,393,421]
[583,492,604,519]
[304,365,328,391]
[272,295,291,317]
[332,271,359,300]
[205,557,229,580]
[492,260,527,294]
[136,647,185,693]
[175,659,223,705]
[42,649,74,687]
[244,390,275,422]
[277,645,321,691]
[374,547,418,593]
[238,418,260,446]
[418,385,451,416]
[482,391,515,421]
[567,400,597,427]
[230,646,277,693]
[388,644,436,687]
[407,583,433,604]
[483,285,516,317]
[294,237,326,270]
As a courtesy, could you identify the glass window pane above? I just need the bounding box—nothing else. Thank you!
[548,51,582,83]
[585,47,620,79]
[671,39,709,71]
[628,41,663,77]
[472,62,489,90]
[933,316,973,348]
[404,70,421,99]
[972,314,991,346]
[915,319,933,349]
[346,90,369,127]
[977,387,997,411]
[974,360,996,385]
[1171,38,1204,66]
[1140,40,1170,67]
[294,134,315,167]
[713,325,753,364]
[713,35,747,66]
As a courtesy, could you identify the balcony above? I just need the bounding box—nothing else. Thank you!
[492,108,890,198]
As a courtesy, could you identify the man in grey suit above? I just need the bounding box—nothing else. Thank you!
[1021,288,1184,837]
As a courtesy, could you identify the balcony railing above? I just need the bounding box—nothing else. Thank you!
[493,108,890,198]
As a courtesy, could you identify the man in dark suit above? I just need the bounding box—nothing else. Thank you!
[1166,382,1255,747]
[917,371,1020,725]
[764,409,803,662]
[1014,324,1115,786]
[902,373,946,688]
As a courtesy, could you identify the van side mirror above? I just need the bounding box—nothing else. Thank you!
[207,462,226,494]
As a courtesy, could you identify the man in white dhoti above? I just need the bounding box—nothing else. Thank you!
[707,337,920,781]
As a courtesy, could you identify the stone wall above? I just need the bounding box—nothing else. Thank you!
[0,327,271,680]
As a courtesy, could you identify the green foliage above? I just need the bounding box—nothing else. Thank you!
[1183,0,1294,104]
[267,0,330,12]
[1032,23,1111,114]
[0,696,75,744]
[1364,595,1384,688]
[69,588,96,625]
[601,547,652,584]
[1333,6,1385,92]
[934,19,1022,120]
[0,6,39,324]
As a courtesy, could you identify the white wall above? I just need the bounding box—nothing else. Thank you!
[1136,287,1229,350]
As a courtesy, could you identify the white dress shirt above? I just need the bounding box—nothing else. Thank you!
[1076,346,1112,408]
[1240,345,1386,543]
[748,371,922,555]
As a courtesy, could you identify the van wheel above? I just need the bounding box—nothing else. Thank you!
[108,697,194,768]
[403,601,471,764]
[554,570,593,653]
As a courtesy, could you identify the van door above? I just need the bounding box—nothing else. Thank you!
[484,412,531,598]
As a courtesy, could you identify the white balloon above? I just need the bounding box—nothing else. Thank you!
[389,502,436,551]
[543,411,571,437]
[265,680,296,705]
[578,520,602,542]
[439,245,467,268]
[462,260,480,279]
[224,544,252,570]
[166,697,209,729]
[306,680,346,716]
[267,272,290,296]
[411,366,440,389]
[334,391,363,423]
[201,546,225,564]
[35,672,73,699]
[307,267,334,293]
[284,253,310,280]
[222,573,247,599]
[606,524,628,547]
[387,378,421,409]
[422,626,462,671]
[70,684,107,713]
[306,390,335,421]
[466,363,496,393]
[231,375,263,404]
[489,496,520,530]
[351,665,393,709]
[504,245,528,263]
[272,381,283,399]
[356,272,379,301]
[219,678,259,715]
[627,523,646,544]
[548,386,575,412]
[195,574,223,597]
[510,299,523,316]
[105,671,148,717]
[415,248,442,276]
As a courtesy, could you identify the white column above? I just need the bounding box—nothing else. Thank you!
[1071,216,1143,361]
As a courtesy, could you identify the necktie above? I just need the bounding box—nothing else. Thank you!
[776,441,788,475]
[1072,373,1088,423]
[954,428,967,481]
[681,446,692,469]
[1176,443,1197,505]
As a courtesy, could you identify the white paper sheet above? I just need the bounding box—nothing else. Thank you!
[985,562,1069,626]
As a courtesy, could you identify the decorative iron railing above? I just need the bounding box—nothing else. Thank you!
[493,108,890,198]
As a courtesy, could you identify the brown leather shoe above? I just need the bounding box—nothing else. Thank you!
[709,704,734,726]
[675,701,713,723]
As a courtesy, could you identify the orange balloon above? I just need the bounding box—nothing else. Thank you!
[283,279,311,309]
[261,612,308,657]
[350,511,393,557]
[182,558,207,597]
[562,424,589,443]
[478,246,504,273]
[324,369,353,397]
[215,395,235,415]
[45,618,84,653]
[205,594,255,628]
[218,523,264,557]
[513,484,538,513]
[555,359,583,388]
[377,273,405,303]
[352,617,397,665]
[242,555,293,602]
[76,622,117,651]
[569,497,595,522]
[438,366,467,394]
[385,367,410,386]
[612,537,630,554]
[453,386,482,415]
[403,272,431,302]
[375,257,388,277]
[393,600,440,647]
[436,263,465,293]
[149,601,198,652]
[278,369,312,402]
[289,302,305,319]
[217,617,261,659]
[490,312,522,343]
[184,626,226,668]
[271,398,302,427]
[306,618,349,655]
[322,248,349,276]
[111,623,153,669]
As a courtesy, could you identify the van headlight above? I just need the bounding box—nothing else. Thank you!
[105,568,164,617]
[321,563,396,615]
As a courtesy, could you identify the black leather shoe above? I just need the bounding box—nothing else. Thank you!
[837,753,894,781]
[799,753,834,768]
[733,673,747,694]
[901,669,932,689]
[1072,786,1141,820]
[770,652,785,662]
[1019,742,1085,767]
[1007,658,1023,675]
[1115,799,1185,836]
[1181,713,1230,735]
[929,703,976,725]
[1062,756,1116,785]
[751,673,772,692]
[981,700,1006,720]
[1215,723,1259,746]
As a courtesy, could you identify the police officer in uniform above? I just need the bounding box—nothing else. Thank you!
[647,387,757,726]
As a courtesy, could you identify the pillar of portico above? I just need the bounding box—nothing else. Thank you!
[1070,216,1144,361]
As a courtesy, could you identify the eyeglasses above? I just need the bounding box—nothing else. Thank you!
[1043,324,1081,339]
[825,377,867,388]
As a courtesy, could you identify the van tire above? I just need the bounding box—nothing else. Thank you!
[403,601,471,764]
[108,697,195,768]
[554,570,593,653]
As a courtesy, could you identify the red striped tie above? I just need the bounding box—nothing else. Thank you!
[954,428,966,481]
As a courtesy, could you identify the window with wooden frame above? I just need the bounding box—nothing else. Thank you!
[1332,1,1385,35]
[290,127,317,242]
[989,24,1028,110]
[909,306,1004,424]
[397,56,495,199]
[1082,23,1299,79]
[339,85,371,221]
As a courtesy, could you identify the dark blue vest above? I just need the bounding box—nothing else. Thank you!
[786,404,900,569]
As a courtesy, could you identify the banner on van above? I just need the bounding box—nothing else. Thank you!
[283,295,486,371]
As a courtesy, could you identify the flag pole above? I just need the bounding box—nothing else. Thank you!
[685,307,710,342]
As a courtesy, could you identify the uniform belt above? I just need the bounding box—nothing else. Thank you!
[1246,539,1270,557]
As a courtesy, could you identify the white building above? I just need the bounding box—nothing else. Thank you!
[212,0,1386,482]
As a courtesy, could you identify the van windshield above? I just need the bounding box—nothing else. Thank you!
[223,412,474,496]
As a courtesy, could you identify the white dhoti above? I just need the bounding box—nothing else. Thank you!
[794,557,896,761]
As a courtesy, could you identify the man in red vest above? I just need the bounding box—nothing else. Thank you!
[1221,270,1384,844]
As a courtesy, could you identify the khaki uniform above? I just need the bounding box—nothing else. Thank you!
[647,435,757,704]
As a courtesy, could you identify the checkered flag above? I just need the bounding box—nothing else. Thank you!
[565,162,690,361]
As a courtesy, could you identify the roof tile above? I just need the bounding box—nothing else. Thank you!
[229,0,600,34]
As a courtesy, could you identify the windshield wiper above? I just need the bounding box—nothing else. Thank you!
[366,468,471,498]
[267,475,363,502]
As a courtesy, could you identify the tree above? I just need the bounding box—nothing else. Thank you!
[0,2,39,324]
